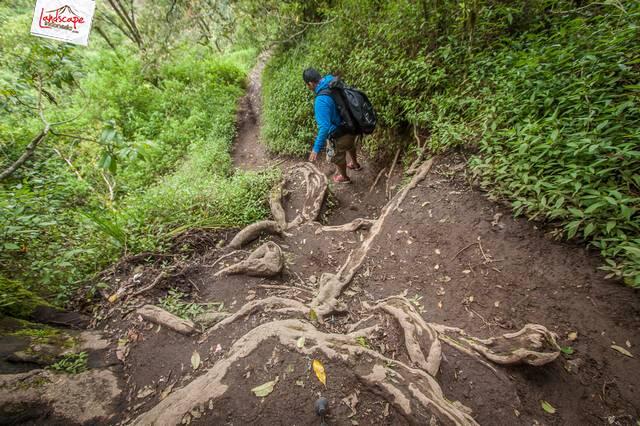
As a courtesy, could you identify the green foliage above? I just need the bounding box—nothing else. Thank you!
[49,352,88,374]
[1,0,274,311]
[0,276,50,319]
[261,0,640,286]
[159,289,215,320]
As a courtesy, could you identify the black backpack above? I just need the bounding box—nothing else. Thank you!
[318,78,376,136]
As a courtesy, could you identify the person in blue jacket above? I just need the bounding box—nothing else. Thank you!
[303,68,361,183]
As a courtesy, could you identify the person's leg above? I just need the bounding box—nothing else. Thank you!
[346,135,361,170]
[331,135,351,180]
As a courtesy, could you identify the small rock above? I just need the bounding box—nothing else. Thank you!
[309,275,317,284]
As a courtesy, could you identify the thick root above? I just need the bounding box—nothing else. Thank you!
[134,319,477,426]
[370,297,442,376]
[215,241,284,277]
[295,162,328,224]
[315,218,375,234]
[228,220,282,249]
[137,305,196,335]
[269,183,288,230]
[432,323,561,366]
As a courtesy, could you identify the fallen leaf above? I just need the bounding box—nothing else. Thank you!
[494,301,501,307]
[468,295,474,303]
[611,345,634,358]
[462,270,471,274]
[541,400,556,414]
[312,359,327,386]
[296,336,306,348]
[434,264,440,270]
[437,301,443,309]
[561,346,574,355]
[568,332,578,341]
[309,309,318,322]
[214,344,222,353]
[191,350,201,370]
[434,249,441,255]
[108,294,118,303]
[295,380,304,387]
[251,376,278,397]
[626,340,631,348]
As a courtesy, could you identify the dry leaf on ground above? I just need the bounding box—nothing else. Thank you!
[312,359,326,386]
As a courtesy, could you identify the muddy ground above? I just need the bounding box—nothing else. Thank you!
[1,55,639,426]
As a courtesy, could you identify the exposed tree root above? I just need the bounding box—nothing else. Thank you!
[137,305,196,335]
[315,217,375,234]
[227,220,282,249]
[134,319,477,426]
[369,297,561,375]
[310,159,435,319]
[214,241,284,277]
[130,158,564,425]
[294,162,328,224]
[269,183,288,230]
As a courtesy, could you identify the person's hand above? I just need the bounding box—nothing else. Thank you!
[308,151,318,162]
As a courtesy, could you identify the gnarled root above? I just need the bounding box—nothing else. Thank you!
[203,296,310,338]
[432,323,561,367]
[137,305,196,335]
[310,159,435,320]
[269,183,288,230]
[315,218,375,234]
[370,297,560,374]
[134,319,477,426]
[215,242,284,277]
[369,297,442,376]
[228,220,282,249]
[294,162,328,224]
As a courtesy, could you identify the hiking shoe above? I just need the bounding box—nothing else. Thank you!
[347,162,362,171]
[332,174,351,184]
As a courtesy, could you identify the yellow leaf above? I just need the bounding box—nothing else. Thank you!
[191,350,201,370]
[312,359,326,386]
[108,294,118,303]
[611,345,633,358]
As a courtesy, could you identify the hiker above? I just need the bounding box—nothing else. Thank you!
[303,68,362,184]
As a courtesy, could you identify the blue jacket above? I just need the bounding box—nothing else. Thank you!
[312,75,342,153]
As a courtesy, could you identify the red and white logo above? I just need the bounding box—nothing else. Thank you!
[31,0,96,46]
[38,5,86,32]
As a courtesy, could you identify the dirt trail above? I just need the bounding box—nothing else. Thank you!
[3,54,639,426]
[232,50,273,170]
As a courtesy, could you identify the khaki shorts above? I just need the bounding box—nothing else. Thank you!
[329,134,356,167]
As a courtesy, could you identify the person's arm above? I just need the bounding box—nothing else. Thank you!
[309,96,333,161]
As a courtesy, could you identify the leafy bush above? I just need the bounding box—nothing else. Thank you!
[1,6,275,308]
[261,0,640,285]
[49,352,88,374]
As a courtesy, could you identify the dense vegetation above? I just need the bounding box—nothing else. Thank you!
[1,2,275,315]
[1,0,638,322]
[258,0,640,286]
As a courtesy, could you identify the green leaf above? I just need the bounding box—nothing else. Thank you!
[568,208,583,218]
[583,223,595,238]
[622,246,640,258]
[561,346,574,355]
[309,309,318,322]
[3,243,20,250]
[541,400,556,414]
[251,376,278,397]
[584,202,605,214]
